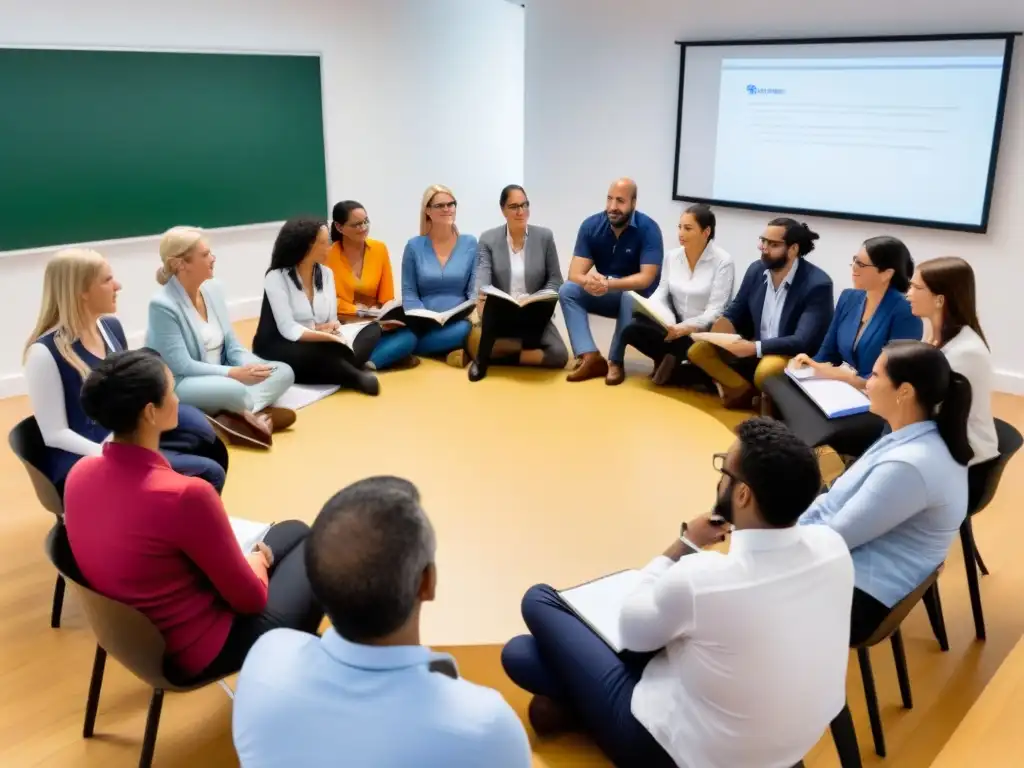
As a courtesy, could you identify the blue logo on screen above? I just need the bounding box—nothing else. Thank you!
[746,84,785,95]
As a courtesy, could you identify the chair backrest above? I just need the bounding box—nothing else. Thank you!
[8,416,63,518]
[43,523,177,690]
[858,566,942,648]
[968,419,1023,516]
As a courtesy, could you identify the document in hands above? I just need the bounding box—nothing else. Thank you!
[356,298,405,326]
[690,331,742,347]
[405,299,475,328]
[557,569,646,653]
[230,517,272,555]
[482,285,559,307]
[334,320,381,350]
[628,291,673,330]
[785,366,871,419]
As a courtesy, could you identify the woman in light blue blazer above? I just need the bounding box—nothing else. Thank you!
[764,236,923,458]
[146,227,296,449]
[799,340,972,645]
[401,184,477,366]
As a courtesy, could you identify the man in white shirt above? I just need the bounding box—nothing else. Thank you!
[501,418,854,768]
[233,476,531,768]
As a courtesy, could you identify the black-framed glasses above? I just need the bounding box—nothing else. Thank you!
[851,256,876,270]
[712,452,744,483]
[506,201,530,213]
[429,200,457,211]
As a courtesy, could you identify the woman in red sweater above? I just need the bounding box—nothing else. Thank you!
[63,348,323,682]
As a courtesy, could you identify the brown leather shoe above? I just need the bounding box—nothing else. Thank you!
[260,406,297,432]
[566,352,609,382]
[212,411,272,449]
[652,354,678,386]
[721,384,758,411]
[605,362,626,386]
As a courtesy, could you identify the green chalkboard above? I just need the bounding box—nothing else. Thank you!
[0,48,328,251]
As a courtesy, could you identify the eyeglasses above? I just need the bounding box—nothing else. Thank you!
[428,200,457,211]
[712,452,744,484]
[758,236,785,250]
[346,218,370,230]
[506,201,530,213]
[851,256,876,270]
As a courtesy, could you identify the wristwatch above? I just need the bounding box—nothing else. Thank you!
[678,522,700,553]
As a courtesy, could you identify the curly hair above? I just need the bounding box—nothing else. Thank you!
[734,417,821,526]
[268,216,327,292]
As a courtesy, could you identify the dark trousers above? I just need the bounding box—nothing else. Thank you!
[501,585,676,768]
[476,299,557,371]
[194,520,324,681]
[254,329,380,390]
[850,588,891,646]
[620,313,695,371]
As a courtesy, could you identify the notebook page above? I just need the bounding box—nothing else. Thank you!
[558,570,645,652]
[229,517,272,554]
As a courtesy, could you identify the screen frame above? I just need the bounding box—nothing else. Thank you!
[671,32,1019,234]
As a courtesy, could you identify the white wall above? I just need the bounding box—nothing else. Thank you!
[525,0,1024,392]
[0,0,524,396]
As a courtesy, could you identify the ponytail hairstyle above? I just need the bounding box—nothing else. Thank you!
[863,235,914,293]
[684,203,716,241]
[767,217,820,257]
[157,226,204,285]
[331,200,366,243]
[882,340,974,466]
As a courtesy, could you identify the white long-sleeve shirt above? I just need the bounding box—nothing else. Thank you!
[619,525,853,768]
[24,320,120,457]
[645,241,734,329]
[263,267,338,342]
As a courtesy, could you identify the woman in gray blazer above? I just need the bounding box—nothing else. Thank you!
[468,185,569,381]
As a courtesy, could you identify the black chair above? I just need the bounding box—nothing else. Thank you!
[853,567,944,757]
[8,416,67,628]
[959,418,1023,641]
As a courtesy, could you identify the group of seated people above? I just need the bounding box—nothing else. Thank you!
[50,329,982,766]
[18,175,1003,766]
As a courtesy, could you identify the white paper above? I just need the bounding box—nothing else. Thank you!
[629,291,673,329]
[229,517,272,554]
[690,331,742,347]
[558,570,645,652]
[273,383,340,411]
[785,368,870,418]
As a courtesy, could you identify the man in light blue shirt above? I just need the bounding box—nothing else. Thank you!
[232,476,531,768]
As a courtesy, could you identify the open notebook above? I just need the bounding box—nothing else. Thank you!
[557,569,646,653]
[230,517,272,554]
[785,366,871,419]
[628,291,673,330]
[273,383,340,411]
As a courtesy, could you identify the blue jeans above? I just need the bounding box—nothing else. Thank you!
[413,319,472,357]
[369,328,419,369]
[501,585,675,768]
[557,282,630,363]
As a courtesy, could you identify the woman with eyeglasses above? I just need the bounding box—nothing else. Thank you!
[800,340,971,645]
[325,200,419,371]
[467,185,569,381]
[763,236,923,458]
[400,185,477,366]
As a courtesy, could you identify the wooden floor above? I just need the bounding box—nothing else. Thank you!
[1,319,1021,767]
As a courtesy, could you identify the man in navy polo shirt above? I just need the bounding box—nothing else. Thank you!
[559,178,664,384]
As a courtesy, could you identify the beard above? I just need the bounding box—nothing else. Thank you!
[711,480,734,524]
[607,206,634,227]
[760,252,789,271]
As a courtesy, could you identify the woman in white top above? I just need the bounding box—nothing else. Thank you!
[146,227,296,449]
[906,256,998,467]
[619,204,734,386]
[253,218,382,396]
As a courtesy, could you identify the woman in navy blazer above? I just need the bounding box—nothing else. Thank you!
[764,236,922,458]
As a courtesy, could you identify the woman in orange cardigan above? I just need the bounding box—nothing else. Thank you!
[326,200,418,370]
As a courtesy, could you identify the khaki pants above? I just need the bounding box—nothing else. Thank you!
[687,341,789,392]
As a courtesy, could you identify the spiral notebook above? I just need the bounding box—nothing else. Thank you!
[557,569,645,653]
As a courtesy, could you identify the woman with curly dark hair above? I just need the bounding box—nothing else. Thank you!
[253,217,382,395]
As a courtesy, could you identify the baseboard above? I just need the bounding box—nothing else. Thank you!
[995,369,1024,396]
[0,296,263,400]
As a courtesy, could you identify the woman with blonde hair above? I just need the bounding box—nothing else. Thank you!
[146,227,296,449]
[400,185,477,364]
[23,249,229,494]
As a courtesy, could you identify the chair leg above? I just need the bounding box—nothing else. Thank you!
[50,574,66,629]
[829,703,863,768]
[138,689,164,768]
[890,629,913,709]
[960,518,987,641]
[975,545,989,576]
[857,647,886,757]
[82,645,107,738]
[923,583,950,652]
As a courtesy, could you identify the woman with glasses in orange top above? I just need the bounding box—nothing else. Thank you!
[325,200,419,370]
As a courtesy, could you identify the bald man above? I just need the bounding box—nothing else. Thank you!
[558,179,664,384]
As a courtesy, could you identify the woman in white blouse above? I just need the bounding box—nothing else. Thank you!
[252,218,382,396]
[619,204,734,386]
[906,256,998,467]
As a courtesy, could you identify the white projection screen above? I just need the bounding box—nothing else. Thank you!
[672,34,1017,233]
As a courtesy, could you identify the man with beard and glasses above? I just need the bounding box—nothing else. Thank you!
[558,178,664,384]
[501,418,853,768]
[688,217,834,409]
